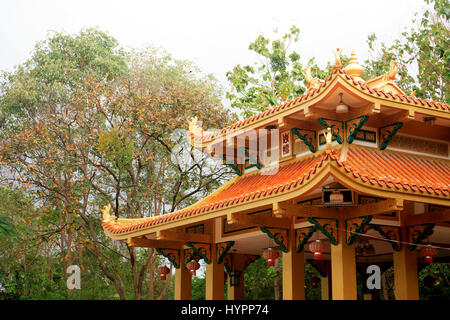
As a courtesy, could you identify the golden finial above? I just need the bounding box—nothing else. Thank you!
[334,48,343,68]
[101,204,112,222]
[325,127,333,149]
[303,67,324,90]
[343,51,364,82]
[187,116,203,137]
[382,60,397,81]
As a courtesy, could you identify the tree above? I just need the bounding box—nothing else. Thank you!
[226,26,345,118]
[365,0,449,102]
[0,34,236,299]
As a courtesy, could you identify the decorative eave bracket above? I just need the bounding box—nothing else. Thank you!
[295,226,317,252]
[379,122,403,150]
[291,128,317,153]
[408,223,435,251]
[307,217,338,246]
[260,227,289,253]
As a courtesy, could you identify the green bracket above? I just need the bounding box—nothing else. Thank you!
[318,118,344,144]
[185,242,211,264]
[260,227,289,253]
[379,122,403,150]
[239,146,261,170]
[347,115,369,144]
[408,223,435,251]
[370,225,401,251]
[156,248,180,268]
[346,216,373,245]
[291,128,316,153]
[216,241,235,264]
[307,217,338,245]
[220,154,242,176]
[295,226,317,252]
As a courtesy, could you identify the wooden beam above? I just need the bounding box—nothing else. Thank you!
[157,230,213,243]
[227,212,291,229]
[277,117,321,131]
[404,209,450,227]
[277,198,403,220]
[342,198,403,219]
[127,237,183,249]
[278,203,341,219]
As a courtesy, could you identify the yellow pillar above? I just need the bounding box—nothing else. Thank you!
[393,247,419,300]
[321,276,329,300]
[174,250,192,300]
[205,244,225,300]
[331,221,357,300]
[227,254,245,300]
[282,228,305,300]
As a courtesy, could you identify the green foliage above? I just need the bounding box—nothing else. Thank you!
[226,26,305,117]
[365,0,449,102]
[0,28,126,128]
[244,257,277,299]
[226,26,346,117]
[419,263,450,300]
[98,129,134,173]
[192,276,206,300]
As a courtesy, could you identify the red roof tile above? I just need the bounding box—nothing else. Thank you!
[192,68,449,143]
[103,147,449,236]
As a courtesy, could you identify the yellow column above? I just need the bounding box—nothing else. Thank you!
[331,221,357,300]
[174,250,192,300]
[282,228,305,300]
[227,254,245,300]
[206,221,224,300]
[321,276,329,300]
[393,241,419,300]
[205,244,225,300]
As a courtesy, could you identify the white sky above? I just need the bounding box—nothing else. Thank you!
[1,0,427,94]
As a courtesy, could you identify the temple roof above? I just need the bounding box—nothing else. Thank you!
[191,67,450,145]
[102,146,450,239]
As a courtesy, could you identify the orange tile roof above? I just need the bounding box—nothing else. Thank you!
[193,68,449,143]
[102,147,449,236]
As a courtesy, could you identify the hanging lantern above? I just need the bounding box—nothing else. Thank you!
[335,93,349,114]
[158,266,170,280]
[309,240,326,260]
[263,247,279,267]
[187,260,201,276]
[420,245,437,264]
[309,276,320,288]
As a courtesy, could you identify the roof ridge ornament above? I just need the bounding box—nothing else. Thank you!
[382,60,398,82]
[101,204,113,222]
[343,51,365,82]
[303,66,324,90]
[188,116,203,137]
[333,48,343,69]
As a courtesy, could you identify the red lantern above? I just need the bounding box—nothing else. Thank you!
[309,276,320,288]
[158,266,170,280]
[187,260,201,276]
[263,248,279,267]
[421,245,437,264]
[309,240,326,260]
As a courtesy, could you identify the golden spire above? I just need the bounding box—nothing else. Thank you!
[343,51,364,82]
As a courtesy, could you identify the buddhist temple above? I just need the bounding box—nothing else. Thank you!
[102,50,450,300]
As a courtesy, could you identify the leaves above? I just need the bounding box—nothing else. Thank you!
[365,0,449,103]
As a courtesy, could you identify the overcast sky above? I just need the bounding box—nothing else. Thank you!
[1,0,427,93]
